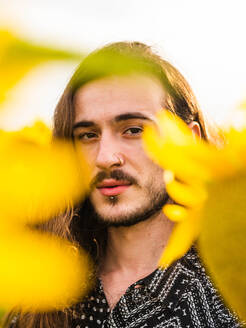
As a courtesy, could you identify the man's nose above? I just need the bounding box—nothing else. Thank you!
[95,134,125,170]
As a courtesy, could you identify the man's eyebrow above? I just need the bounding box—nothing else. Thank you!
[73,121,96,130]
[73,112,154,130]
[114,112,153,122]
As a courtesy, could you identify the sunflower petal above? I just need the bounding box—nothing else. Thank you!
[0,229,93,311]
[163,204,189,222]
[165,178,207,208]
[0,134,91,224]
[156,111,195,146]
[159,215,200,268]
[143,122,213,182]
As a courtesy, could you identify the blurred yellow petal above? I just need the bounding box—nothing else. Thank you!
[0,229,93,311]
[159,214,200,268]
[143,110,240,182]
[143,122,213,182]
[10,120,52,146]
[199,173,246,321]
[0,134,91,224]
[0,121,93,311]
[165,178,207,208]
[143,99,246,321]
[224,128,246,168]
[156,111,195,146]
[163,204,189,222]
[142,124,164,163]
[0,30,93,313]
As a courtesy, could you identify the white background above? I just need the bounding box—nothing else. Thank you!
[0,0,245,129]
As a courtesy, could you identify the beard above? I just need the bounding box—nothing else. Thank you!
[90,169,169,228]
[95,190,169,227]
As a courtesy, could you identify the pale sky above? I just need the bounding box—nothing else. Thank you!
[0,0,245,129]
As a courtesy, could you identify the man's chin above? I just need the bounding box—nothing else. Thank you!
[92,192,169,228]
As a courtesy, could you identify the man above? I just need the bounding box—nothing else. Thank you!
[8,42,241,327]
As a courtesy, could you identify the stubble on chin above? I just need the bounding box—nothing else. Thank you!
[91,187,169,228]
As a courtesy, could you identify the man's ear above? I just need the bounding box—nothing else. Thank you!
[188,121,201,138]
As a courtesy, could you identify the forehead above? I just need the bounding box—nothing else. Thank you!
[73,74,166,123]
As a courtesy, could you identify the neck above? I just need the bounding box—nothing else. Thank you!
[100,211,174,276]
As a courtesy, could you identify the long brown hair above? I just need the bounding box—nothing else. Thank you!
[4,41,208,328]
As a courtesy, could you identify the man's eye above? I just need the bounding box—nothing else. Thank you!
[77,132,98,140]
[124,127,143,136]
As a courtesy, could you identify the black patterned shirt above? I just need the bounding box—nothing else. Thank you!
[71,247,242,328]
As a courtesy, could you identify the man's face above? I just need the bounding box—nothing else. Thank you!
[73,74,168,226]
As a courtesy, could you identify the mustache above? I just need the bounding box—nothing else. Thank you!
[90,169,138,189]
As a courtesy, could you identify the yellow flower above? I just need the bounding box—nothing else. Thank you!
[143,111,210,266]
[0,29,82,105]
[8,120,52,146]
[0,121,91,223]
[0,121,93,311]
[143,110,246,321]
[0,230,93,311]
[0,29,92,312]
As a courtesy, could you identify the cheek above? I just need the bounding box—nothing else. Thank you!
[130,148,164,181]
[142,164,166,196]
[125,141,148,164]
[146,161,165,184]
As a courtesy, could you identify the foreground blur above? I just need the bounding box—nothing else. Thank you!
[0,31,92,312]
[143,109,246,322]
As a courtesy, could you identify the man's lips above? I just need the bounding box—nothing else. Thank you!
[96,179,131,196]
